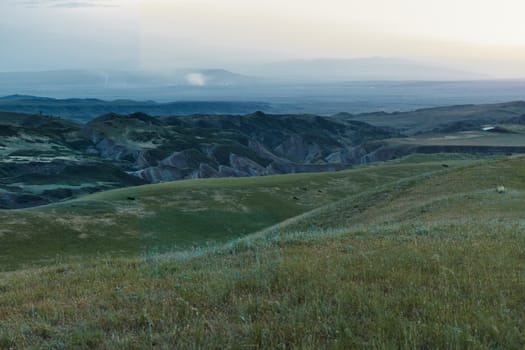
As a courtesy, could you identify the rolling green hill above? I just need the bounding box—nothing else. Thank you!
[0,155,473,271]
[1,154,524,348]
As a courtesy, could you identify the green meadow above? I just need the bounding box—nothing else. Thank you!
[1,154,525,348]
[0,154,477,271]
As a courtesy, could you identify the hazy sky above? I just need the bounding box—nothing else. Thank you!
[2,0,525,77]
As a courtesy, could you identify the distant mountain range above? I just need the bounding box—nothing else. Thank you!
[0,58,486,92]
[0,68,257,89]
[0,58,506,115]
[244,57,487,82]
[0,95,274,122]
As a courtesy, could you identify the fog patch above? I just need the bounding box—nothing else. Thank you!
[186,73,207,86]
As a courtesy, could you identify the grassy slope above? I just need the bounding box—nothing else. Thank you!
[386,129,525,147]
[344,101,525,134]
[0,155,473,271]
[1,154,525,348]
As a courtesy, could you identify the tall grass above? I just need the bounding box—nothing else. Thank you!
[1,219,524,349]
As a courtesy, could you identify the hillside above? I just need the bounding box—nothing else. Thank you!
[3,106,525,209]
[1,154,524,348]
[0,111,395,208]
[0,111,145,209]
[85,112,393,182]
[0,96,273,122]
[338,101,525,135]
[2,96,525,127]
[357,127,525,163]
[0,156,472,271]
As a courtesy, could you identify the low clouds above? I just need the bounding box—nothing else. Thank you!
[186,73,207,87]
[12,0,118,8]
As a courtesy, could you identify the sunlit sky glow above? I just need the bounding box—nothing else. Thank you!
[1,0,525,77]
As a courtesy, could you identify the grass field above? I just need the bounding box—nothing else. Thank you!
[1,154,524,348]
[0,154,479,271]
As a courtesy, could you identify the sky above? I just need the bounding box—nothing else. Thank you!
[1,0,525,77]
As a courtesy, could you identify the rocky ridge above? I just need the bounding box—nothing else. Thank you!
[84,112,394,183]
[3,108,524,209]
